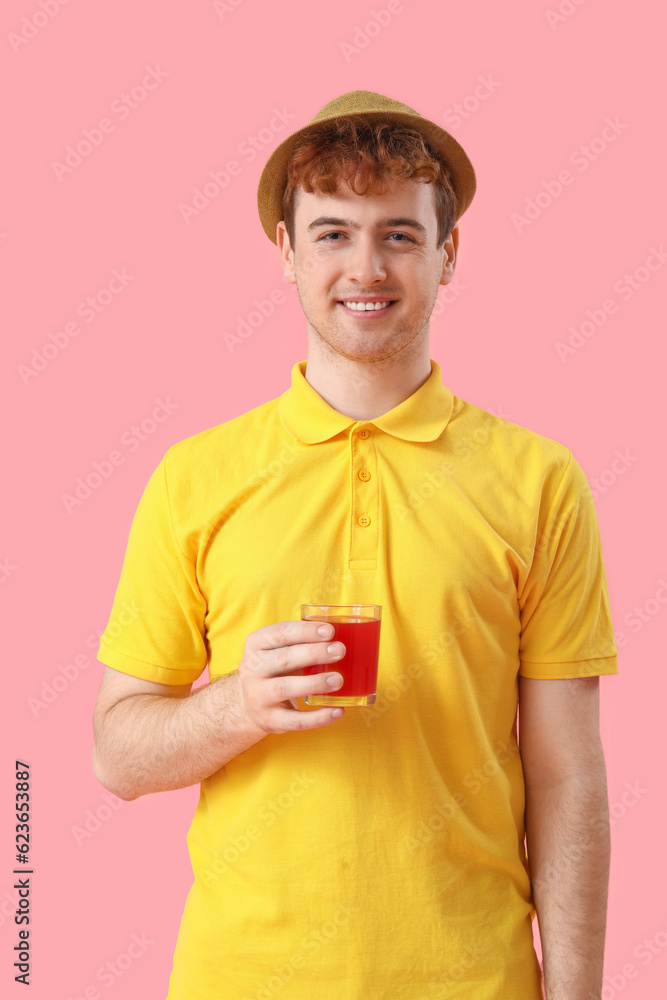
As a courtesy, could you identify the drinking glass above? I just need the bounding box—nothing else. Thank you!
[301,604,382,707]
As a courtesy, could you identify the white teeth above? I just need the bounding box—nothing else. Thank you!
[343,300,393,311]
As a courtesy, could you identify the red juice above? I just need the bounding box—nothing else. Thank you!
[304,614,381,698]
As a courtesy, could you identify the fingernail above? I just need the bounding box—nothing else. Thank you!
[326,674,341,687]
[318,624,333,637]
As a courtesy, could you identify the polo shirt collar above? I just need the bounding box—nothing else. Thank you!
[278,358,454,444]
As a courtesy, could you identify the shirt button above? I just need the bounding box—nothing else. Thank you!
[358,513,371,527]
[358,428,370,439]
[358,469,371,482]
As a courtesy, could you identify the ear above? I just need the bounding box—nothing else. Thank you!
[439,224,459,287]
[276,221,296,285]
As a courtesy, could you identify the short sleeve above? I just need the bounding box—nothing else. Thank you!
[518,450,618,679]
[97,449,208,685]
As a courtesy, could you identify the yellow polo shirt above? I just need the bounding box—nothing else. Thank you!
[98,358,618,1000]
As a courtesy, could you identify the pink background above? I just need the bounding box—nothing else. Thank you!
[2,1,665,997]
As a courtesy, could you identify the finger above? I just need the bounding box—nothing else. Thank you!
[260,640,345,680]
[251,620,337,653]
[270,668,344,704]
[270,704,345,732]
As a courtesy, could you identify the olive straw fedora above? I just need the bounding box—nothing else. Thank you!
[256,89,477,245]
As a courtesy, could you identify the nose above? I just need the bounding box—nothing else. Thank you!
[344,236,387,286]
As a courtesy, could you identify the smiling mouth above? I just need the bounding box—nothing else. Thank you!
[338,300,398,316]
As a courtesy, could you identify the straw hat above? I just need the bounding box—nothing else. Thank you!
[257,89,477,245]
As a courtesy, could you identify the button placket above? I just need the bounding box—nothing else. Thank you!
[349,424,378,570]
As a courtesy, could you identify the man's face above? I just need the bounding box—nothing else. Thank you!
[277,176,458,365]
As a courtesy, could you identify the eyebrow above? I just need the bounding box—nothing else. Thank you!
[307,215,428,235]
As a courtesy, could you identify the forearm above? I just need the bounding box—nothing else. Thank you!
[526,765,611,1000]
[93,672,267,800]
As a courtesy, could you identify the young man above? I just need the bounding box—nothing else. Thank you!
[93,90,618,1000]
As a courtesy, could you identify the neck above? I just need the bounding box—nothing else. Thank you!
[303,335,433,421]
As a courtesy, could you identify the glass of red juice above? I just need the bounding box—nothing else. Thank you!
[301,604,381,707]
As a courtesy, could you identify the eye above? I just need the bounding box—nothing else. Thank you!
[317,232,415,243]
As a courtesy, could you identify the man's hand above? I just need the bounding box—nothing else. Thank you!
[236,619,347,733]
